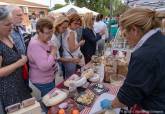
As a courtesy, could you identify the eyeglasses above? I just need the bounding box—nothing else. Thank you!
[5,97,36,113]
[73,21,81,26]
[75,22,81,26]
[42,29,53,35]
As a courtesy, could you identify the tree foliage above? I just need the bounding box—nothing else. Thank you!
[65,0,125,16]
[51,4,66,10]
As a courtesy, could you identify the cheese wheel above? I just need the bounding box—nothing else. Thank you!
[64,74,87,87]
[64,74,80,87]
[81,69,94,79]
[74,76,87,87]
[42,89,67,107]
[89,73,100,82]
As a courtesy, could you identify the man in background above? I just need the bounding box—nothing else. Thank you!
[9,6,32,92]
[10,6,27,54]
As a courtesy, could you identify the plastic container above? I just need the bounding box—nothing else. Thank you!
[68,83,78,99]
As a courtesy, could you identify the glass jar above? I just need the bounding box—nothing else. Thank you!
[68,83,78,99]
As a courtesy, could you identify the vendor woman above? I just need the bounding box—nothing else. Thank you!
[100,7,165,113]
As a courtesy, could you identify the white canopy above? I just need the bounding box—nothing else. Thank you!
[156,7,165,11]
[82,7,99,15]
[51,4,83,14]
[50,4,99,15]
[0,2,9,5]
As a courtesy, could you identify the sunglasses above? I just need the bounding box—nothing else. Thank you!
[75,22,81,25]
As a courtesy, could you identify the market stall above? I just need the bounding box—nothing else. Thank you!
[5,41,129,114]
[44,42,129,114]
[47,81,122,114]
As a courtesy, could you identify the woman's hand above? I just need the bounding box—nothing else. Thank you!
[71,58,81,64]
[16,55,27,67]
[79,40,85,46]
[0,55,27,77]
[50,46,57,56]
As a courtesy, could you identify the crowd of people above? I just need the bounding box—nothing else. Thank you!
[1,4,165,114]
[0,5,108,114]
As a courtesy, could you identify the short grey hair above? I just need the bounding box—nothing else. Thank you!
[0,6,9,21]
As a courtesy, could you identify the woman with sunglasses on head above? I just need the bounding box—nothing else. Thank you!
[0,6,31,113]
[100,7,165,113]
[61,13,85,78]
[51,15,82,79]
[27,18,57,97]
[80,13,104,64]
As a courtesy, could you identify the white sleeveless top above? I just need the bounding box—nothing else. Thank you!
[62,29,82,58]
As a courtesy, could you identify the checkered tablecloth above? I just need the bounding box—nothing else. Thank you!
[80,82,122,114]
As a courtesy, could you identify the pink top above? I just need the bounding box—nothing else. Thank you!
[27,36,56,84]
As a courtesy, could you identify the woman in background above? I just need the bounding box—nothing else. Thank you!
[94,13,109,54]
[81,13,102,63]
[51,15,81,79]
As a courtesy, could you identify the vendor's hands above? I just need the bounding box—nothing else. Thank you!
[100,99,112,109]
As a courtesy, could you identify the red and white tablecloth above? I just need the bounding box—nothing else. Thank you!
[80,82,122,114]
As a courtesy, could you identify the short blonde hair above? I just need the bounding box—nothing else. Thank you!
[54,15,69,33]
[83,13,94,29]
[119,7,162,34]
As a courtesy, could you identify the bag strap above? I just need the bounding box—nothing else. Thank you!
[63,46,74,58]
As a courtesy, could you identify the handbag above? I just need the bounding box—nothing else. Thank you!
[22,64,28,80]
[64,47,83,69]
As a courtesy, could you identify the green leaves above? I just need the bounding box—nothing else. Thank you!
[63,0,126,16]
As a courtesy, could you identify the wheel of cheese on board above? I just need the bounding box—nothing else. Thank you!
[42,89,68,107]
[64,74,87,87]
[89,73,100,82]
[81,69,94,79]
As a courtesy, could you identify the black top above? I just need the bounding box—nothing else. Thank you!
[117,31,165,112]
[80,27,101,63]
[0,41,31,112]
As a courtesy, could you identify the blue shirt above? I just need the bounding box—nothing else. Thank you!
[11,26,26,55]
